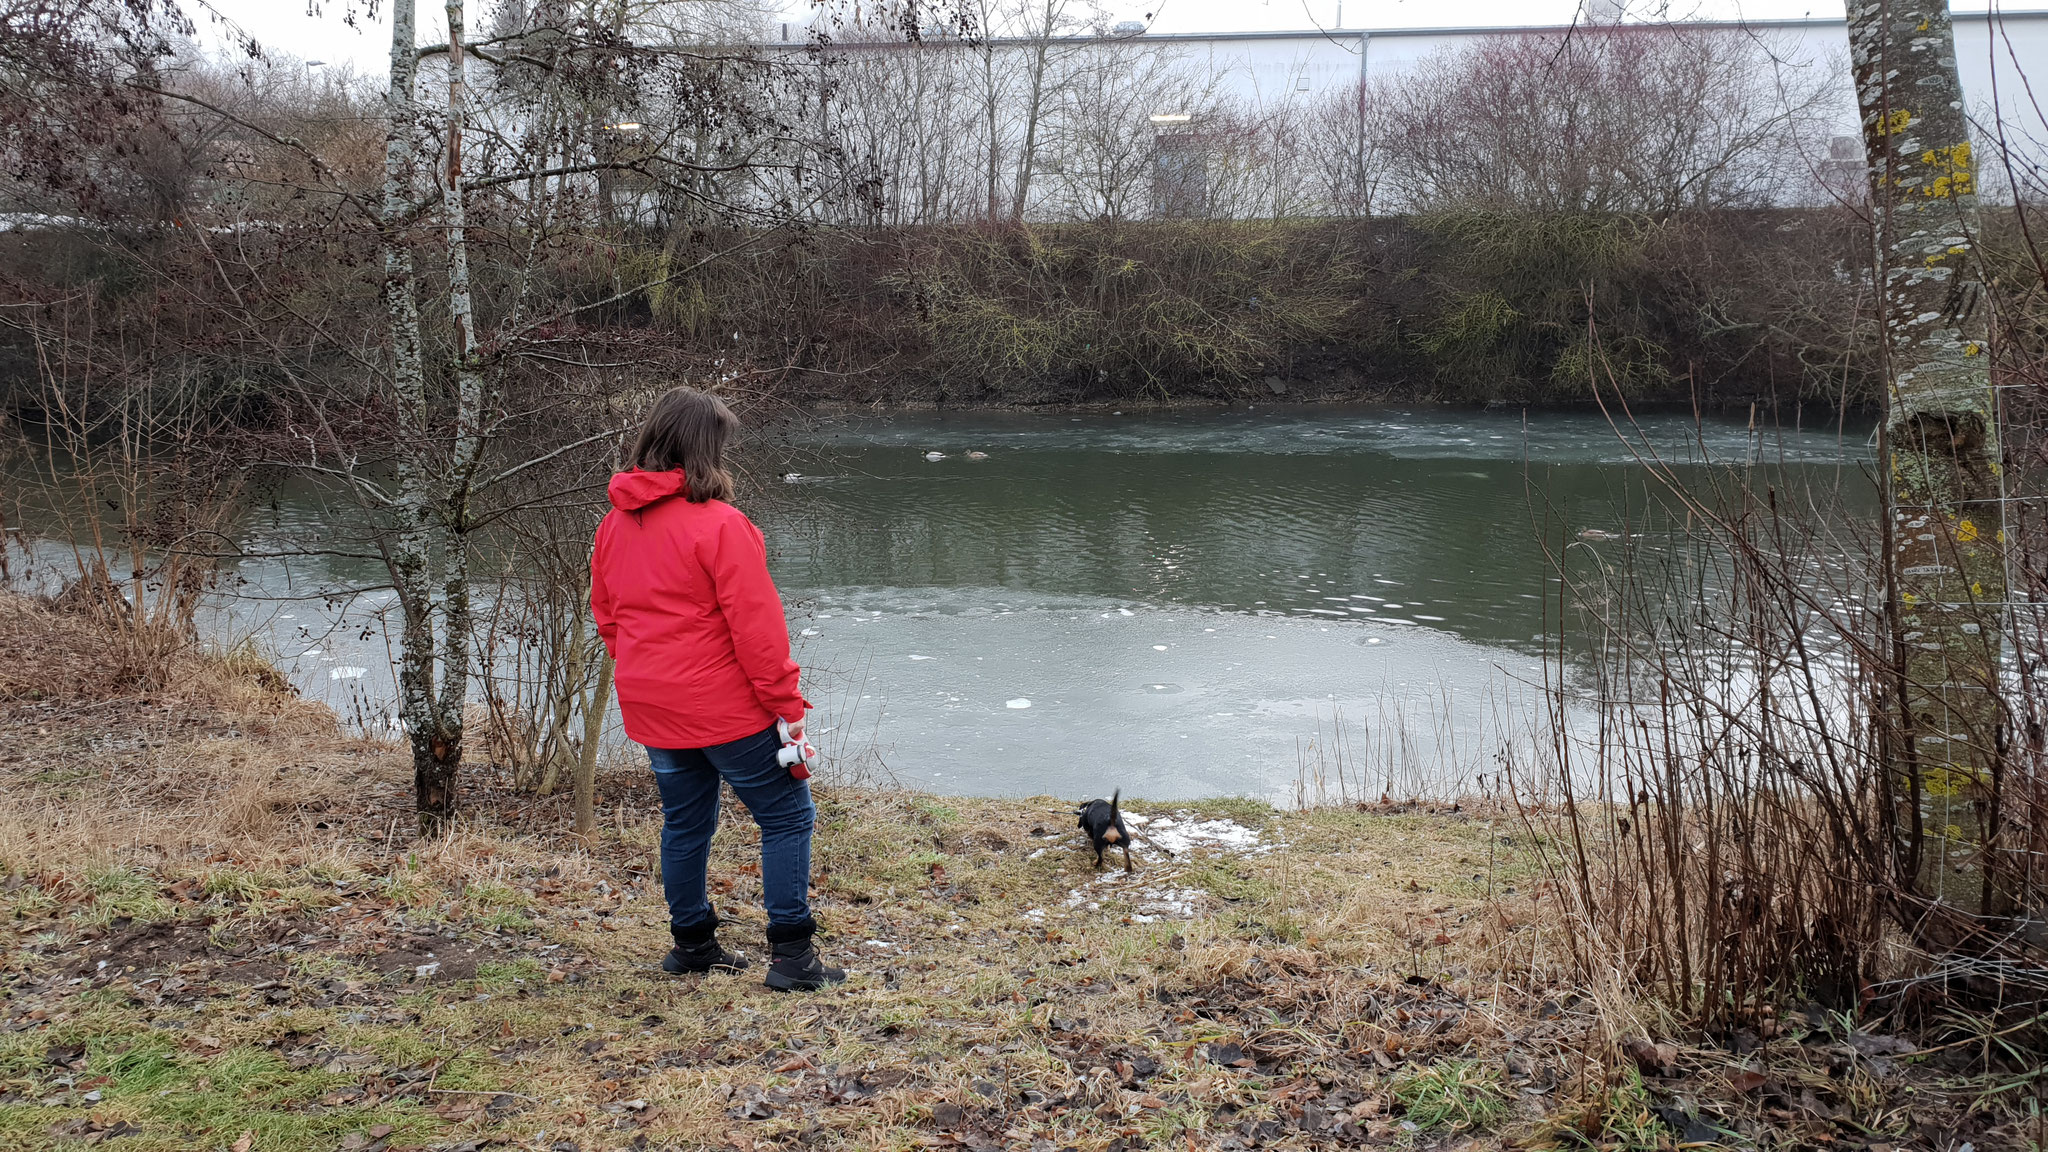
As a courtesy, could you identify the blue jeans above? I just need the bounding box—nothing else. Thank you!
[646,723,815,930]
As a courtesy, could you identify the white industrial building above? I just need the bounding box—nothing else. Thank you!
[1073,13,2048,116]
[772,10,2048,218]
[790,11,2048,125]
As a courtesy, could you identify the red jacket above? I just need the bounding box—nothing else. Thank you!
[590,470,809,749]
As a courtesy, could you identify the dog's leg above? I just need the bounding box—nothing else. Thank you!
[1122,841,1133,874]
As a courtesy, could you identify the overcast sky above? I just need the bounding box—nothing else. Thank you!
[186,0,1987,76]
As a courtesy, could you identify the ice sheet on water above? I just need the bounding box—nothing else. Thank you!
[809,408,1871,466]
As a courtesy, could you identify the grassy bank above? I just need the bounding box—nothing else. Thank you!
[0,595,2028,1151]
[525,213,1884,410]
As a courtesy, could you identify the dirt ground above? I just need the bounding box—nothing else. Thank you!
[0,595,2035,1152]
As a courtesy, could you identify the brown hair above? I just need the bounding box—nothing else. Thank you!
[623,387,739,503]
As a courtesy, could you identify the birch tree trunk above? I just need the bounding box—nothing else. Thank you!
[412,0,485,830]
[380,0,458,831]
[1849,0,2014,924]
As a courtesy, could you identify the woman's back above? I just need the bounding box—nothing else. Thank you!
[592,468,806,749]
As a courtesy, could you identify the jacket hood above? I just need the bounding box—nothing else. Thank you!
[608,469,688,512]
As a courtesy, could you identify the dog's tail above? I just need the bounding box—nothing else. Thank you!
[1110,788,1120,816]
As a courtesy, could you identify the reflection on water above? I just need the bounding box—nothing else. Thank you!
[766,406,1875,653]
[5,405,1877,800]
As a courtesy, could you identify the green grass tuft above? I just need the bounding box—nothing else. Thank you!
[1393,1057,1512,1133]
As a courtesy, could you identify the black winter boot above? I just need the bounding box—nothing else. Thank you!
[662,917,747,974]
[764,917,845,991]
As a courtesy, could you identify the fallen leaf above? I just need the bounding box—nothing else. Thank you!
[231,1132,255,1152]
[1621,1036,1678,1077]
[1204,1041,1248,1067]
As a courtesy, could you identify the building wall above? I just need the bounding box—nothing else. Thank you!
[1104,14,2048,152]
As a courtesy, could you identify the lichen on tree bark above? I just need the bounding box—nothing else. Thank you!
[1848,0,2013,920]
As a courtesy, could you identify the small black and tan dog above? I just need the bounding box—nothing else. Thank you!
[1077,789,1134,873]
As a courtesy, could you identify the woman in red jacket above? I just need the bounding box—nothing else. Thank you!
[591,387,843,991]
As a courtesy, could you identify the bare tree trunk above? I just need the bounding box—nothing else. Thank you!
[408,0,486,832]
[977,18,1003,223]
[1010,8,1056,223]
[1849,0,2013,926]
[381,0,456,832]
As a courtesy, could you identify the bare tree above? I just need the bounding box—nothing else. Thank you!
[0,0,824,830]
[1049,40,1209,220]
[0,0,199,217]
[1371,27,1843,214]
[1005,0,1098,222]
[1296,80,1393,218]
[1849,0,2016,932]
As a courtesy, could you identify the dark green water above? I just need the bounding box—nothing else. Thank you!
[763,407,1875,647]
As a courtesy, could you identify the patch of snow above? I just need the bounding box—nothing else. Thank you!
[1131,888,1206,922]
[1006,698,1032,709]
[329,666,368,680]
[1141,817,1265,856]
[1060,870,1212,922]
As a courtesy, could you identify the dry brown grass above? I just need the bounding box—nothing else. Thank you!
[2,592,2032,1152]
[0,594,371,878]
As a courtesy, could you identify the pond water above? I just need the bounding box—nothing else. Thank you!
[751,405,1874,799]
[11,405,1876,802]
